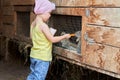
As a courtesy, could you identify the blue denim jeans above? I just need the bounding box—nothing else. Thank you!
[27,58,50,80]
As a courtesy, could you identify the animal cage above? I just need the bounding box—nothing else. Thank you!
[48,14,82,54]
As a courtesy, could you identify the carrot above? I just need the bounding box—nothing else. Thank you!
[70,34,75,36]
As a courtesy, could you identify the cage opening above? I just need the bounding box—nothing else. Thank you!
[16,12,30,37]
[48,14,82,53]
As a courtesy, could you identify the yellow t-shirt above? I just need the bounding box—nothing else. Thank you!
[30,24,52,61]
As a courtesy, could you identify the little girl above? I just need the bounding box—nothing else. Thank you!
[26,0,71,80]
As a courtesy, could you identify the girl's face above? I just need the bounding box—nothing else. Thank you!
[43,13,51,22]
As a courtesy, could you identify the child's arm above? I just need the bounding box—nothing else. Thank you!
[41,24,71,43]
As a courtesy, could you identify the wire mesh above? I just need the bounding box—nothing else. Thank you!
[48,14,82,53]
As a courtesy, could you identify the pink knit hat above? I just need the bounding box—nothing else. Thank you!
[34,0,55,14]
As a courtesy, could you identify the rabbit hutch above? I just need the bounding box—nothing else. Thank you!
[0,0,120,79]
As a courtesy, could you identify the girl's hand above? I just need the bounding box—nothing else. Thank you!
[64,34,71,39]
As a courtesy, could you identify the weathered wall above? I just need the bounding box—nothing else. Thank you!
[0,0,34,38]
[83,5,120,75]
[0,0,14,36]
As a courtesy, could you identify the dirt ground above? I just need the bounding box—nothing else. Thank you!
[0,61,29,80]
